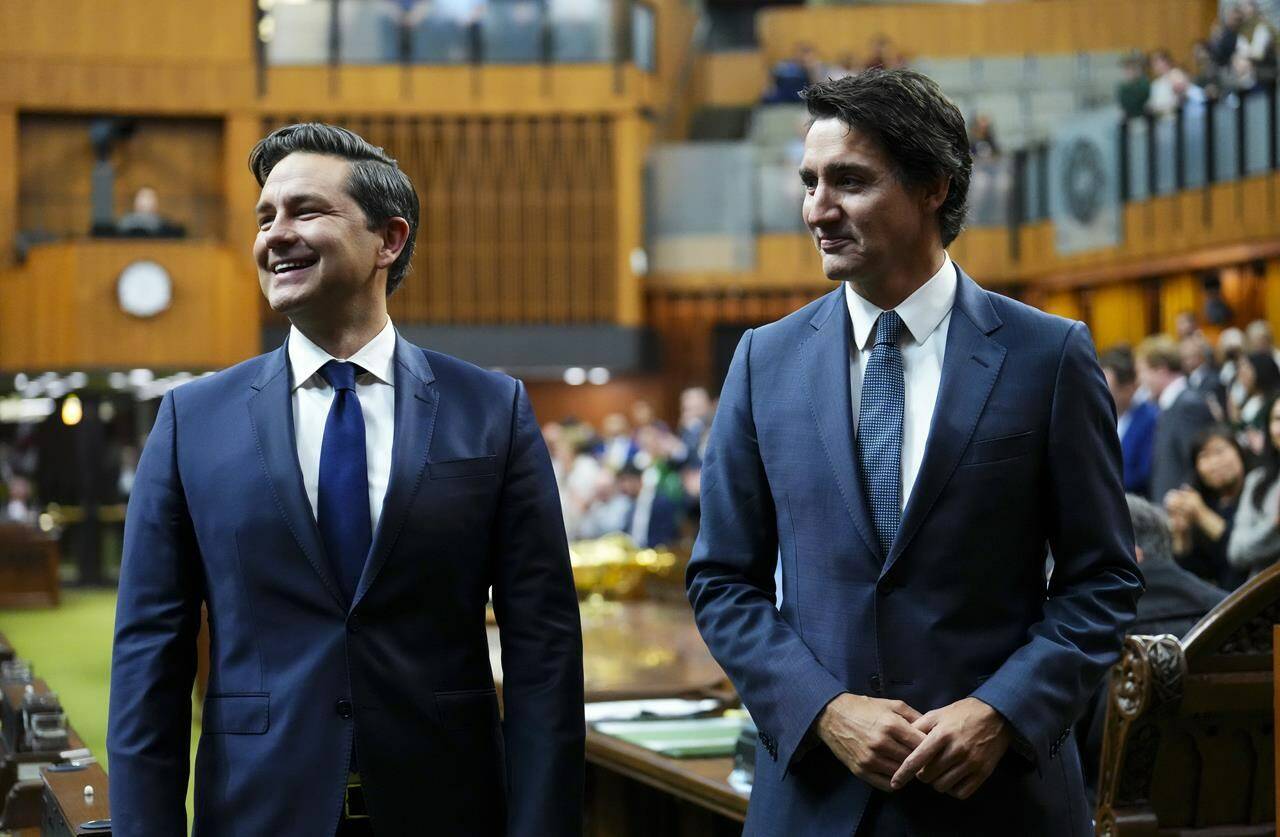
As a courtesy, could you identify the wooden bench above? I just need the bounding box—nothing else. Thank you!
[1095,562,1279,836]
[0,523,60,608]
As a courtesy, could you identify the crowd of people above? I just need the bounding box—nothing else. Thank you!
[764,35,907,104]
[542,386,713,550]
[1103,316,1280,595]
[1118,0,1278,119]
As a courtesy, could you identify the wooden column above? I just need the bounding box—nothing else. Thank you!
[613,112,644,327]
[0,108,16,271]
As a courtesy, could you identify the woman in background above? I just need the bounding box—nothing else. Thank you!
[1228,397,1280,578]
[1165,425,1248,590]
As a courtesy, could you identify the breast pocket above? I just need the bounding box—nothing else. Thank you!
[960,430,1036,467]
[428,454,497,480]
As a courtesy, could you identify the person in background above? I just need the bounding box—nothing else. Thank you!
[1075,494,1227,808]
[1228,396,1280,578]
[1181,333,1225,419]
[116,185,183,237]
[968,114,1000,161]
[1218,326,1247,394]
[1146,50,1181,115]
[619,462,682,549]
[1117,52,1151,119]
[1102,349,1158,497]
[1238,0,1277,85]
[1228,350,1280,455]
[678,386,713,466]
[1137,334,1216,502]
[2,475,35,524]
[1210,3,1247,68]
[1165,425,1249,590]
[599,412,637,472]
[1245,319,1280,369]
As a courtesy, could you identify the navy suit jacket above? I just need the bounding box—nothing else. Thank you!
[1119,399,1158,496]
[107,335,585,836]
[686,271,1142,835]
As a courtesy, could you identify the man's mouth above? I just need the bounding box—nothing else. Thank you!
[271,258,318,275]
[819,237,854,253]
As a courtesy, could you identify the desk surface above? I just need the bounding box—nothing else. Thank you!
[42,762,111,836]
[489,600,749,822]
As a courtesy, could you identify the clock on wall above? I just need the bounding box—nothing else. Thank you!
[116,260,172,318]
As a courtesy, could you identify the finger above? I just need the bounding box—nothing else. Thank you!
[891,732,944,789]
[868,737,914,765]
[929,760,973,795]
[910,710,938,733]
[887,717,928,750]
[915,744,963,784]
[950,769,991,800]
[891,701,923,724]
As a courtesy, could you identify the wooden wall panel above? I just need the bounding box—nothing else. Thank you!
[756,0,1216,66]
[17,115,224,240]
[1086,282,1150,351]
[253,115,616,326]
[0,241,259,371]
[0,109,15,271]
[525,375,672,430]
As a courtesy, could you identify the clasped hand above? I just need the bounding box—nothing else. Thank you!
[816,694,1010,799]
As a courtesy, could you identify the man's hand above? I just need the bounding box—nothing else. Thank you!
[890,697,1011,799]
[815,693,925,792]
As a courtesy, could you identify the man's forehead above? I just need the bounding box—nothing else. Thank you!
[801,118,879,167]
[258,152,349,200]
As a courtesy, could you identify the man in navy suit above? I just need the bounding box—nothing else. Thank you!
[107,124,584,835]
[686,71,1142,835]
[1101,349,1158,496]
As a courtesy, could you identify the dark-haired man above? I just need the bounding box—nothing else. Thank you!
[108,123,584,836]
[686,70,1141,835]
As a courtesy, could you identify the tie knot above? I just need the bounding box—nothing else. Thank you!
[320,360,361,392]
[873,311,905,348]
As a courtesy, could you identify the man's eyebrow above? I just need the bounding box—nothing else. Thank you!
[254,192,330,214]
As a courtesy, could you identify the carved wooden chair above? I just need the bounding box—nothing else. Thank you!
[1095,561,1279,836]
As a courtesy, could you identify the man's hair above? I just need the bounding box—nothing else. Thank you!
[1135,335,1183,373]
[802,69,972,246]
[1126,493,1174,564]
[248,122,419,295]
[1100,348,1137,386]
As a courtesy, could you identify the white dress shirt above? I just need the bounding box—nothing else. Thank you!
[288,319,397,534]
[845,254,957,512]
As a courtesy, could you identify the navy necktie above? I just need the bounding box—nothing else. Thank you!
[857,310,905,557]
[317,360,372,605]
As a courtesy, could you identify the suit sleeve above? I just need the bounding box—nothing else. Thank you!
[972,321,1143,769]
[686,329,846,772]
[107,390,202,836]
[491,380,585,837]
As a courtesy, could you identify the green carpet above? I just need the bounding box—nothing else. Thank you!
[0,590,199,827]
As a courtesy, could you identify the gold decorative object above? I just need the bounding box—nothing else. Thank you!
[568,534,678,600]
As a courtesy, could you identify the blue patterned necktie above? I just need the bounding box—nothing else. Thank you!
[317,360,372,605]
[857,310,905,557]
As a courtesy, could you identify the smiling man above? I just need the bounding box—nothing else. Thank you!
[107,123,584,836]
[686,70,1142,835]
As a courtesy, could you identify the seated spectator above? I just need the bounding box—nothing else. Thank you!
[1165,425,1249,589]
[968,114,1000,161]
[1209,3,1246,68]
[2,475,35,524]
[1228,350,1280,454]
[116,185,183,237]
[825,52,858,81]
[1228,396,1280,577]
[1238,0,1277,85]
[678,386,713,466]
[619,463,682,549]
[599,412,636,472]
[1191,40,1226,100]
[1137,334,1216,502]
[1102,348,1158,496]
[1245,318,1280,368]
[1181,333,1225,419]
[765,43,819,103]
[1076,494,1227,807]
[1117,52,1152,119]
[1147,50,1180,115]
[1218,326,1247,393]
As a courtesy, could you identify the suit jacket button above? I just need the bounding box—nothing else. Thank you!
[878,582,895,596]
[336,699,353,719]
[869,674,882,694]
[347,618,360,634]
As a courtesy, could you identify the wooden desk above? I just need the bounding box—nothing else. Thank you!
[489,600,748,835]
[0,523,60,608]
[41,762,110,836]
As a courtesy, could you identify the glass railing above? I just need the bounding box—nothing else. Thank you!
[257,0,655,69]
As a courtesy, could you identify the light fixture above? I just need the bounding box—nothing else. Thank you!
[128,368,154,386]
[587,367,611,385]
[61,394,83,426]
[563,367,587,386]
[66,371,88,389]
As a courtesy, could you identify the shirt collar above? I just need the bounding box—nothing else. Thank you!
[844,253,957,351]
[287,318,397,392]
[1158,375,1188,410]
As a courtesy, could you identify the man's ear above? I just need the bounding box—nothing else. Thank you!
[375,217,412,270]
[921,175,950,214]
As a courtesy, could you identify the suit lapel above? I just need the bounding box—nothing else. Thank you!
[883,269,1006,577]
[247,345,347,611]
[352,336,438,610]
[800,287,883,561]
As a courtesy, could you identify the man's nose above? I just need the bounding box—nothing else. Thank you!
[805,183,841,226]
[261,220,298,249]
